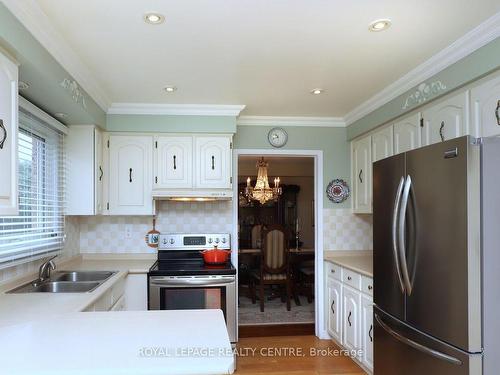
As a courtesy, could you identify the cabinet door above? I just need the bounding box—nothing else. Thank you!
[155,136,193,189]
[470,72,500,137]
[0,52,18,215]
[361,295,374,372]
[422,91,468,146]
[343,285,361,351]
[393,113,422,154]
[195,136,231,189]
[371,125,393,163]
[94,128,104,214]
[109,135,153,215]
[327,277,343,344]
[352,136,372,213]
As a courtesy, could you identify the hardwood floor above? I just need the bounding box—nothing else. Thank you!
[234,336,366,374]
[239,323,315,337]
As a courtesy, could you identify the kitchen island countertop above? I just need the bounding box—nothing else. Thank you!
[0,309,235,375]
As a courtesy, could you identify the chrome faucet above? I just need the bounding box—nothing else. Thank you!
[38,255,57,282]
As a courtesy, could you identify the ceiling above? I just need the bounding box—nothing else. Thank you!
[32,0,500,117]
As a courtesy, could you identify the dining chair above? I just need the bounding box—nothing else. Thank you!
[250,224,291,312]
[251,224,263,249]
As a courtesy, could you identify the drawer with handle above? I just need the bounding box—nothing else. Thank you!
[342,269,362,290]
[361,275,373,296]
[326,261,342,281]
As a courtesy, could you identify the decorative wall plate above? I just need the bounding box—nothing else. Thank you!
[326,179,350,203]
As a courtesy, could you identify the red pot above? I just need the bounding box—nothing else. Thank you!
[200,246,231,264]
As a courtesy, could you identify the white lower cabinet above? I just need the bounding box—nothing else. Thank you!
[326,261,373,373]
[327,277,343,344]
[124,274,148,311]
[342,285,361,351]
[361,295,374,372]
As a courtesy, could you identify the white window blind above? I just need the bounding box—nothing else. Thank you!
[0,108,65,266]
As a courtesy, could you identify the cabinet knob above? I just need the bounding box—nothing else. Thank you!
[347,276,352,281]
[368,285,373,290]
[331,269,335,273]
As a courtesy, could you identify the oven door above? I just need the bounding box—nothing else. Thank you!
[149,275,237,342]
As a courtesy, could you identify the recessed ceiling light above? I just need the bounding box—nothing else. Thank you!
[54,112,68,119]
[310,88,324,95]
[144,12,165,25]
[369,19,391,32]
[163,86,177,93]
[18,81,30,90]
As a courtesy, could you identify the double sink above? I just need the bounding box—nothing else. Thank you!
[7,271,117,294]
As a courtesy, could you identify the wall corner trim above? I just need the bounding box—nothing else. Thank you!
[107,103,246,117]
[237,116,346,127]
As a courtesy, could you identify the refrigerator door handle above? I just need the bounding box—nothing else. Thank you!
[392,176,406,293]
[399,175,413,295]
[374,313,463,366]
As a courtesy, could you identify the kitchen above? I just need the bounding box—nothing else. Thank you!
[0,1,499,374]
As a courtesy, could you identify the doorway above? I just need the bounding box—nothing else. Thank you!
[231,150,324,338]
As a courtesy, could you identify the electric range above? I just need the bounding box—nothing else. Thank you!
[147,233,237,343]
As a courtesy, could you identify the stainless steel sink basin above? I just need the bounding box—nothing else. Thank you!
[8,281,101,293]
[6,270,117,294]
[54,271,115,282]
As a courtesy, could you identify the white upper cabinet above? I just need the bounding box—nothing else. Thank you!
[352,135,372,214]
[422,91,469,146]
[371,125,393,163]
[66,125,104,215]
[154,136,193,189]
[393,112,422,155]
[195,136,232,189]
[0,51,18,216]
[327,277,343,344]
[108,135,153,215]
[95,128,104,214]
[470,72,500,138]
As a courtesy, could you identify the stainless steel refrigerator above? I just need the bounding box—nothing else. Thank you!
[373,135,500,375]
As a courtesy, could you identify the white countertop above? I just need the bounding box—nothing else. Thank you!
[324,250,373,277]
[0,310,235,375]
[0,255,155,327]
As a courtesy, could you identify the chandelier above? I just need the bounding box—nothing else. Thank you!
[245,158,282,204]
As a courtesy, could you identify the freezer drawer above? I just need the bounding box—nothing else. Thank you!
[373,307,481,375]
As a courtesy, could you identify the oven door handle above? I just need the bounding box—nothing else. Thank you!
[150,278,235,286]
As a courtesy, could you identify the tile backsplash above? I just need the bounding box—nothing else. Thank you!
[323,208,373,251]
[79,201,233,253]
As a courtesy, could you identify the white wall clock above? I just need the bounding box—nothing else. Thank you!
[268,127,288,148]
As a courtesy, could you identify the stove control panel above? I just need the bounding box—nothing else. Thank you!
[158,233,231,250]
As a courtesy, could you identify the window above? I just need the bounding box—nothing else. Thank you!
[0,109,65,266]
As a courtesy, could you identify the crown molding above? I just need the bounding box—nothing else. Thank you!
[107,103,247,116]
[2,0,112,111]
[237,116,346,127]
[344,12,500,126]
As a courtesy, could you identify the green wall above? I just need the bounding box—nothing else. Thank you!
[234,125,350,209]
[0,4,106,127]
[347,37,500,139]
[106,114,236,133]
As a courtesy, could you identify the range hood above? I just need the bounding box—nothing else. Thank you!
[152,189,233,201]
